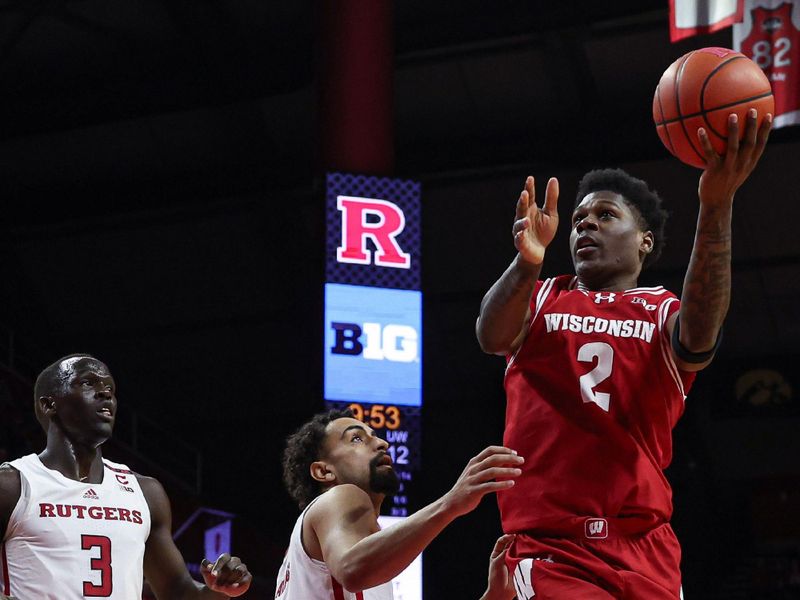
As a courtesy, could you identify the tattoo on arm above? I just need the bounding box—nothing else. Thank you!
[680,205,732,350]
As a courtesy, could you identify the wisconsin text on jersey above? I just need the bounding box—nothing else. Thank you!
[543,313,656,343]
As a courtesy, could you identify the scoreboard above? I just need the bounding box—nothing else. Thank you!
[323,172,422,519]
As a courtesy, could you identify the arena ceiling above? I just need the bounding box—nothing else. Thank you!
[7,0,797,217]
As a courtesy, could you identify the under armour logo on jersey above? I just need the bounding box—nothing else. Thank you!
[82,488,100,500]
[630,297,657,311]
[594,292,616,304]
[585,517,608,539]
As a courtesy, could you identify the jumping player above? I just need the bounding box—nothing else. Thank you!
[476,111,771,598]
[0,354,252,599]
[276,408,523,599]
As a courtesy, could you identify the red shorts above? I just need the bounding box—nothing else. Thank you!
[506,520,682,599]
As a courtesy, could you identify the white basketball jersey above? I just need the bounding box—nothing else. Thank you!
[1,454,151,599]
[275,500,394,600]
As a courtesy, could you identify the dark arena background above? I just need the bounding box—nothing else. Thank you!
[1,1,799,598]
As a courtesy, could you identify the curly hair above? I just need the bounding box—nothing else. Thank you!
[282,408,354,509]
[575,168,669,268]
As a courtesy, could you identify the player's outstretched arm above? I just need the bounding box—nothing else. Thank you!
[139,476,251,599]
[477,176,559,355]
[308,446,523,592]
[670,110,772,371]
[479,534,517,600]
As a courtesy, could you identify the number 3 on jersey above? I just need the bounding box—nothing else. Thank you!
[577,342,613,412]
[82,534,112,597]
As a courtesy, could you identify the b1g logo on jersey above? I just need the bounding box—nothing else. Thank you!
[631,296,657,311]
[331,322,419,363]
[337,196,411,269]
[115,473,134,492]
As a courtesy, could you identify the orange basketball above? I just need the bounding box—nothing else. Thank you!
[653,47,774,169]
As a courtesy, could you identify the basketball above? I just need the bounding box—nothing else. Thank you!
[653,47,774,169]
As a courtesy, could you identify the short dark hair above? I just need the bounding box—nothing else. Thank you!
[575,168,668,268]
[282,408,354,509]
[33,353,96,429]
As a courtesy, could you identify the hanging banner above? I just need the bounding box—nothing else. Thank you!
[734,0,800,128]
[670,0,745,41]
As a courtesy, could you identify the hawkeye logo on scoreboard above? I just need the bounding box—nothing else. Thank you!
[325,283,421,407]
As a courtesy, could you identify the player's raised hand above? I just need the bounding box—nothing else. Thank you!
[697,109,772,206]
[513,176,559,266]
[201,553,252,596]
[443,446,523,517]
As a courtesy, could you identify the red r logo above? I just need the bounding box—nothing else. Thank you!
[115,474,129,485]
[336,196,411,269]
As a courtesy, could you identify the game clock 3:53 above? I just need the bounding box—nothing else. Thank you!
[347,403,401,430]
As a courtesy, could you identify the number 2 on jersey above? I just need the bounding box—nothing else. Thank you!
[82,534,112,596]
[577,342,613,412]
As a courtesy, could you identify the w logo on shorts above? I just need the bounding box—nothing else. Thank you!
[512,558,535,599]
[585,518,608,539]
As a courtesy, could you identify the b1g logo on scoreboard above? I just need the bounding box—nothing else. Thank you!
[324,173,422,407]
[325,284,421,405]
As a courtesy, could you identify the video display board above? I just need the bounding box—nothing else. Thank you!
[324,173,422,520]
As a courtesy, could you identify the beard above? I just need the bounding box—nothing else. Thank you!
[368,452,400,495]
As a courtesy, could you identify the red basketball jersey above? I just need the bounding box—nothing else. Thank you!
[736,2,800,126]
[500,275,696,535]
